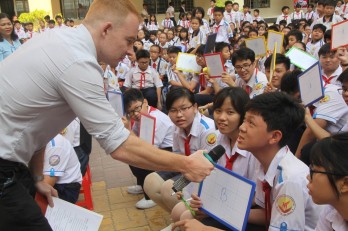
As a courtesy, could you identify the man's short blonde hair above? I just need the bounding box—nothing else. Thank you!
[84,0,140,26]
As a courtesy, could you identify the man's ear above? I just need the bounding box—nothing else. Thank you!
[101,22,113,37]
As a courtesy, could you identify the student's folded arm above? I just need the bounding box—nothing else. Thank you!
[248,208,267,225]
[304,110,330,140]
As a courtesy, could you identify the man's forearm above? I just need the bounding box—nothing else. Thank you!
[28,148,45,179]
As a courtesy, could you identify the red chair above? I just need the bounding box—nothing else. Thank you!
[76,165,93,210]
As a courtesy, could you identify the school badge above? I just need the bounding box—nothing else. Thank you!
[206,133,217,146]
[319,95,330,103]
[49,155,60,166]
[276,194,296,216]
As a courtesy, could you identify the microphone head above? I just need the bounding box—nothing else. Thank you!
[209,145,226,162]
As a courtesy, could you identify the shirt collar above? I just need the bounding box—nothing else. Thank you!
[322,65,342,78]
[134,65,151,74]
[79,24,98,60]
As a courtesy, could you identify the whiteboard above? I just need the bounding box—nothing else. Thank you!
[107,90,124,117]
[139,113,156,145]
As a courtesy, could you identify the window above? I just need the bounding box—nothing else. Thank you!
[60,0,92,19]
[244,0,270,9]
[15,0,29,16]
[144,0,194,14]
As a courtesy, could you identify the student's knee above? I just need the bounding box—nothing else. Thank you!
[180,210,194,220]
[144,172,164,196]
[171,202,188,222]
[160,179,174,200]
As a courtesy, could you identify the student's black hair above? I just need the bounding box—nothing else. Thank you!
[167,46,182,54]
[264,53,291,70]
[294,41,307,51]
[27,22,34,26]
[268,25,279,31]
[318,43,336,57]
[166,87,195,111]
[213,7,225,14]
[69,19,74,23]
[149,14,158,25]
[0,13,18,42]
[278,20,287,26]
[245,92,305,147]
[312,23,327,33]
[211,0,216,2]
[169,2,174,6]
[123,88,145,110]
[150,44,162,53]
[310,132,348,198]
[324,0,336,7]
[215,42,230,53]
[196,45,206,56]
[308,3,315,8]
[281,6,290,12]
[213,87,250,125]
[134,39,144,46]
[55,15,62,20]
[324,29,332,42]
[232,2,239,6]
[136,49,150,60]
[287,29,303,42]
[231,47,255,66]
[243,5,250,8]
[225,0,233,6]
[192,7,205,18]
[254,9,260,14]
[280,69,303,95]
[13,20,20,25]
[48,19,55,24]
[248,28,258,36]
[44,15,50,20]
[179,12,186,20]
[338,68,348,83]
[179,27,189,41]
[317,0,326,6]
[241,21,251,29]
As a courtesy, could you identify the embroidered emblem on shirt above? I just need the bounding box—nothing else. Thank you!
[276,194,296,216]
[49,155,60,166]
[319,95,330,103]
[206,133,217,145]
[254,83,263,91]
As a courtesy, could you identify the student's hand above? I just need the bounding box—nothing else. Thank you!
[183,150,214,183]
[304,107,313,124]
[221,72,236,86]
[122,116,131,130]
[175,191,184,200]
[157,101,162,111]
[189,193,202,210]
[337,47,348,66]
[264,83,276,93]
[35,181,58,207]
[171,64,177,71]
[204,73,215,84]
[172,219,211,231]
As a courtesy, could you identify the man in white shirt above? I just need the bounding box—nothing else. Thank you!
[0,0,214,229]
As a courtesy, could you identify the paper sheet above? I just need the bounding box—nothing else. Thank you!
[176,52,202,73]
[198,165,256,231]
[285,46,318,70]
[297,62,324,106]
[204,33,218,54]
[204,52,225,78]
[331,19,348,50]
[107,90,124,117]
[267,30,284,53]
[45,197,103,231]
[139,113,156,144]
[245,36,267,57]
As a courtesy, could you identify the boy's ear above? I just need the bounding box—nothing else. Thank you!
[339,177,348,194]
[269,130,282,145]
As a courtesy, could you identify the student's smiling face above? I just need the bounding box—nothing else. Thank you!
[214,98,241,138]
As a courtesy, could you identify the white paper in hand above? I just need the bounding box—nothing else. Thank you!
[176,52,202,73]
[45,197,103,231]
[331,19,348,50]
[285,47,318,70]
[245,36,266,57]
[204,52,225,78]
[139,113,156,144]
[297,62,324,106]
[267,31,284,53]
[108,90,124,117]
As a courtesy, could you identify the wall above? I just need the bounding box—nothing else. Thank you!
[27,0,61,17]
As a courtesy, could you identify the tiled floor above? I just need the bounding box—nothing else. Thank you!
[88,140,171,231]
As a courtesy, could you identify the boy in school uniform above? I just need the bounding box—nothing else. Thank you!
[207,0,216,25]
[232,2,243,30]
[213,7,234,44]
[306,23,326,59]
[158,33,169,49]
[124,89,174,209]
[55,15,67,29]
[223,1,235,25]
[290,3,305,24]
[340,0,348,16]
[315,0,343,30]
[263,53,291,91]
[172,92,321,231]
[241,5,253,23]
[276,6,292,25]
[305,4,316,24]
[149,45,169,81]
[233,48,268,98]
[124,49,163,109]
[318,43,343,87]
[252,9,264,22]
[161,13,175,29]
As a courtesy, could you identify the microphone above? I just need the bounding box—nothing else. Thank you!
[171,145,226,193]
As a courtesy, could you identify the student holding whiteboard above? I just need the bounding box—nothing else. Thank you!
[171,87,257,230]
[173,93,321,231]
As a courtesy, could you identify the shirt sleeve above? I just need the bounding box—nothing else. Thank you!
[124,68,133,88]
[56,60,130,154]
[152,70,163,87]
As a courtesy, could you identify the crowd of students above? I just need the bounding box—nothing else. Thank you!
[1,0,348,230]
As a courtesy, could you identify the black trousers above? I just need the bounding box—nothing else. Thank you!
[54,182,81,204]
[0,158,52,231]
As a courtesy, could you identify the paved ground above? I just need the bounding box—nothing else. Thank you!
[88,139,171,231]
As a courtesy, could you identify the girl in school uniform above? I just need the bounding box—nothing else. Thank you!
[175,27,190,52]
[188,17,206,54]
[143,87,217,214]
[170,87,257,228]
[177,12,189,29]
[307,132,348,231]
[146,14,159,31]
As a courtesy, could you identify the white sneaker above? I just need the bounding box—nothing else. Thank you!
[160,224,172,231]
[135,197,157,209]
[127,185,143,194]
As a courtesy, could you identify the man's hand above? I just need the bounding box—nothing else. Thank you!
[183,150,214,182]
[35,181,58,207]
[172,219,212,231]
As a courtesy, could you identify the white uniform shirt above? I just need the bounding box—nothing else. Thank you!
[306,39,324,59]
[146,22,159,31]
[172,113,216,155]
[216,134,257,182]
[207,7,214,21]
[315,15,343,30]
[322,66,343,87]
[166,66,199,88]
[43,134,82,184]
[62,118,80,147]
[315,205,348,231]
[235,69,268,98]
[305,11,315,21]
[207,60,235,89]
[132,106,174,149]
[150,57,169,77]
[103,65,120,91]
[116,62,130,80]
[14,28,26,39]
[290,11,305,21]
[188,30,207,49]
[124,65,163,89]
[212,19,233,43]
[241,13,253,23]
[340,3,348,16]
[254,146,321,231]
[0,25,130,164]
[276,14,292,25]
[313,84,348,134]
[166,6,175,18]
[161,19,175,29]
[142,38,153,51]
[253,16,264,22]
[178,19,190,28]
